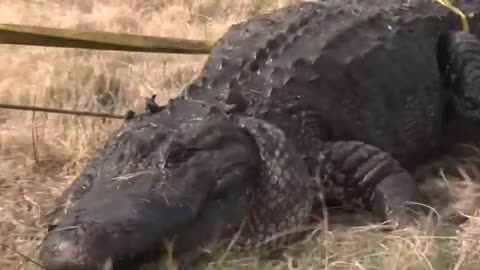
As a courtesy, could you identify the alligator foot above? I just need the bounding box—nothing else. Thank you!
[314,141,426,229]
[437,30,480,121]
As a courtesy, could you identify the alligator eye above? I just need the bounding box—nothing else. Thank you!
[164,141,196,168]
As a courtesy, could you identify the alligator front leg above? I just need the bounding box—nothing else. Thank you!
[230,117,315,253]
[437,30,480,121]
[314,141,425,229]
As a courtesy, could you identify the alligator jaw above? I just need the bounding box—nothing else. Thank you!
[38,102,266,269]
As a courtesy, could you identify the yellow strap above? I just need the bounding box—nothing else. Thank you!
[436,0,470,32]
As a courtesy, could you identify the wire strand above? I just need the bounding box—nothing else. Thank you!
[0,103,126,119]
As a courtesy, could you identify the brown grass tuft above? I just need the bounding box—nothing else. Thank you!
[2,1,480,269]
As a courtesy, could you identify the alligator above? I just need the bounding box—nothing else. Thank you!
[38,0,480,269]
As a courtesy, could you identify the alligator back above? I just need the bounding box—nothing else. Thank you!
[182,0,480,168]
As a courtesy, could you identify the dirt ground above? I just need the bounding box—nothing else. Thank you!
[2,1,480,269]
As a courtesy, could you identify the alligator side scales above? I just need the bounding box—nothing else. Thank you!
[38,0,480,269]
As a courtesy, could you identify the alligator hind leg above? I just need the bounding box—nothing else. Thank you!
[437,31,480,121]
[314,141,426,229]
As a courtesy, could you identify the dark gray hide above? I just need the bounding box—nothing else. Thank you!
[39,0,480,269]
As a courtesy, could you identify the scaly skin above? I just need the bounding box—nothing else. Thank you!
[39,99,312,270]
[39,1,480,269]
[184,0,480,169]
[438,30,480,120]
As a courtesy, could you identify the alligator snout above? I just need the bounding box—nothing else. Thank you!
[39,222,112,270]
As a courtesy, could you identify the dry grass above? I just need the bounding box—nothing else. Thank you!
[2,0,480,269]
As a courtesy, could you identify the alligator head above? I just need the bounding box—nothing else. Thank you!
[38,97,312,270]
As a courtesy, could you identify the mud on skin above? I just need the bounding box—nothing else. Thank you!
[39,0,480,269]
